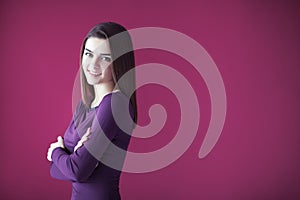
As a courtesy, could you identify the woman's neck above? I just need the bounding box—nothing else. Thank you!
[91,81,115,108]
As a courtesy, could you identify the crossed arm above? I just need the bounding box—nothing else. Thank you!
[47,128,91,162]
[47,94,132,182]
[47,128,99,182]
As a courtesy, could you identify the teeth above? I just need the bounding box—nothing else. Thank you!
[89,71,101,76]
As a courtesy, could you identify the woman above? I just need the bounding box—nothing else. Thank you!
[47,22,137,200]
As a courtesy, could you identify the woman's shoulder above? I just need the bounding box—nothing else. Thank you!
[100,91,130,106]
[96,91,134,130]
[96,91,132,115]
[73,100,89,118]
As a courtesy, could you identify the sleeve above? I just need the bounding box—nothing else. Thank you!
[49,119,74,181]
[50,94,126,182]
[83,93,134,170]
[51,145,99,182]
[50,161,72,181]
[49,118,92,181]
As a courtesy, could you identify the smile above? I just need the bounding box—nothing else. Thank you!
[88,70,101,76]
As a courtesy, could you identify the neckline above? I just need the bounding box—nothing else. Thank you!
[88,90,120,111]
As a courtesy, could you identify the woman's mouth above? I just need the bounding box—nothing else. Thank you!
[88,70,101,76]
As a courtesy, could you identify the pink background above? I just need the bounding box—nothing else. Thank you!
[1,0,299,199]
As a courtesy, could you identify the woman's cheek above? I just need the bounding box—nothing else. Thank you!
[104,65,113,80]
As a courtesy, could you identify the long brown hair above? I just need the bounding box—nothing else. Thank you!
[80,22,138,124]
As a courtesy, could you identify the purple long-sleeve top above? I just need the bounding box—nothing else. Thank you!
[50,91,134,200]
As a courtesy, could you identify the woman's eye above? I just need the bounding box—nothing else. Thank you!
[101,56,111,62]
[84,52,93,57]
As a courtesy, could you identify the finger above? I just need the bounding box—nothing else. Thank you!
[82,134,89,140]
[57,136,63,142]
[47,152,52,161]
[79,128,91,140]
[50,142,58,148]
[81,137,89,143]
[50,143,58,150]
[87,127,91,133]
[74,142,82,152]
[84,128,91,137]
[48,148,52,154]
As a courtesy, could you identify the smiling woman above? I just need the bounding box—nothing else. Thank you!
[82,38,113,84]
[82,38,115,108]
[46,22,138,200]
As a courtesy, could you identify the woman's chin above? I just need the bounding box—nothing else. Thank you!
[87,79,100,85]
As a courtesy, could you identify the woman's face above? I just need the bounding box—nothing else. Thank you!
[82,37,113,85]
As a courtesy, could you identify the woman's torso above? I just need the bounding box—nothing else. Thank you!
[64,91,133,200]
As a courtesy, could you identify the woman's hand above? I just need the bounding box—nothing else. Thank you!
[47,136,65,161]
[74,128,91,152]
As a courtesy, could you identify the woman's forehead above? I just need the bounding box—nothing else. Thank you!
[85,37,111,55]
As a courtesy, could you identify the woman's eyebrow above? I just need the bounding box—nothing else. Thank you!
[85,48,111,56]
[85,48,94,53]
[100,53,111,56]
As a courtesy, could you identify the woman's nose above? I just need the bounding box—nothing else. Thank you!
[89,59,101,69]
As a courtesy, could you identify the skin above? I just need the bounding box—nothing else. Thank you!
[82,37,115,108]
[47,37,115,161]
